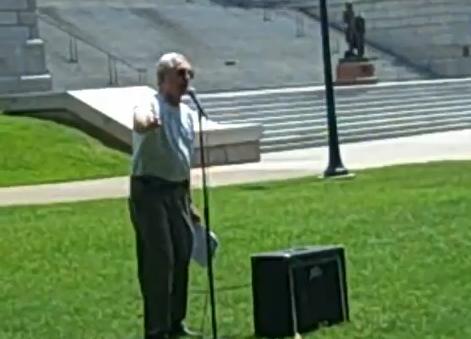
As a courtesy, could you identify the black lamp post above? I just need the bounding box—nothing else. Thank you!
[318,0,349,177]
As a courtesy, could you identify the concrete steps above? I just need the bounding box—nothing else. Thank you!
[212,96,471,122]
[38,0,427,91]
[187,79,471,153]
[206,89,470,116]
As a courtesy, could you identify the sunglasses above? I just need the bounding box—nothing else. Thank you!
[176,68,194,80]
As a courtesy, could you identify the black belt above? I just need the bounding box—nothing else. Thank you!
[131,175,189,190]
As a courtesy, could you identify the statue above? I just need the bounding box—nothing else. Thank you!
[343,2,355,58]
[336,2,377,85]
[342,2,366,59]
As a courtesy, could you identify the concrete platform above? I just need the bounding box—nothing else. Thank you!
[0,86,263,166]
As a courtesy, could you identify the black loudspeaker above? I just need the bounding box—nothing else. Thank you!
[251,246,349,338]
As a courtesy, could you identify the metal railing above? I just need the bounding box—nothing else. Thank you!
[38,13,148,86]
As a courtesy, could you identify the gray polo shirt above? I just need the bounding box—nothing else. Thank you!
[131,94,196,182]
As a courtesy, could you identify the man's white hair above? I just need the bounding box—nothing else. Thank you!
[156,52,188,86]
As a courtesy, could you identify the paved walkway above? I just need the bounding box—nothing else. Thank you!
[1,129,470,207]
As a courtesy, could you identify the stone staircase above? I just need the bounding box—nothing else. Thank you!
[213,0,471,78]
[187,79,471,152]
[36,0,427,91]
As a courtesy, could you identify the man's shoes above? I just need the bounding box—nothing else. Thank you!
[169,323,202,338]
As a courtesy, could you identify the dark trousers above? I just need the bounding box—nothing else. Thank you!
[128,176,194,336]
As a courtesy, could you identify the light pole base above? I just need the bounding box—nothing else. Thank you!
[320,169,355,180]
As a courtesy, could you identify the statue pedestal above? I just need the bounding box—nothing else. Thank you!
[335,58,377,86]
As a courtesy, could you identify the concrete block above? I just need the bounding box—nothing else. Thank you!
[28,25,38,39]
[191,141,260,167]
[430,33,455,44]
[0,40,47,76]
[193,146,226,167]
[0,12,18,25]
[0,26,29,42]
[63,86,263,165]
[23,39,47,74]
[0,75,19,94]
[424,45,462,59]
[17,11,37,26]
[226,141,260,163]
[0,92,67,113]
[0,46,21,76]
[26,0,37,10]
[0,0,28,10]
[430,58,471,77]
[18,73,52,92]
[0,73,52,94]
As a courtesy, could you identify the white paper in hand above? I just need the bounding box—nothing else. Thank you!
[191,222,218,267]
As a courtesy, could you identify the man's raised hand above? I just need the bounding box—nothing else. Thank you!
[133,103,161,133]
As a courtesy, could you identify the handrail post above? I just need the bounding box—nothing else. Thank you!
[68,35,78,63]
[39,15,146,87]
[108,55,118,85]
[296,12,305,37]
[138,68,147,84]
[114,58,119,85]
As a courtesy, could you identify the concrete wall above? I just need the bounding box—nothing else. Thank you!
[0,86,263,166]
[0,0,52,93]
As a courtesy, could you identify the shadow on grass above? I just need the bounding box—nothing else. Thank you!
[238,185,270,191]
[209,334,257,339]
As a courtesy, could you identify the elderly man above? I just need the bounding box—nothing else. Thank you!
[128,53,201,339]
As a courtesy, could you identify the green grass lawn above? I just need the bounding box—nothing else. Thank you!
[1,162,471,339]
[0,114,129,187]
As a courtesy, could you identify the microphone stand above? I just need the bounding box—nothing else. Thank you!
[187,89,219,339]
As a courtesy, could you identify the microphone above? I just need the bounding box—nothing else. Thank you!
[186,86,196,96]
[186,86,209,119]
